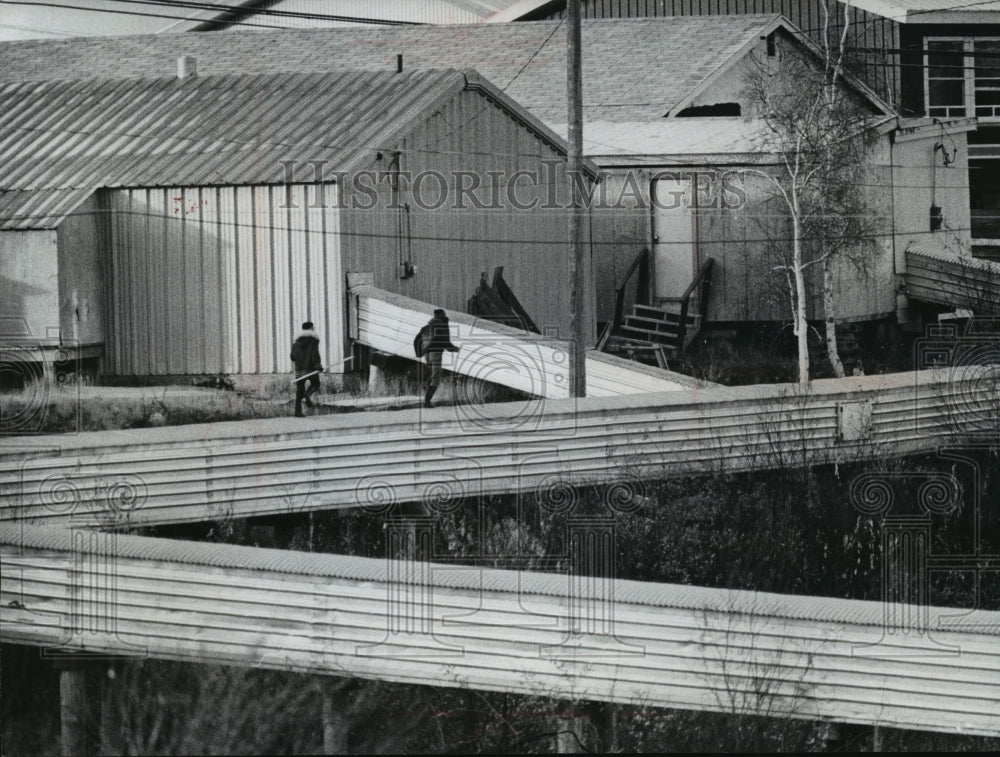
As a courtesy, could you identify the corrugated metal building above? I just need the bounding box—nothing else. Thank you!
[0,68,595,376]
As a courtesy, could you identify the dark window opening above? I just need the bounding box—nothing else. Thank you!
[970,127,1000,245]
[766,32,777,58]
[675,103,742,117]
[970,158,1000,241]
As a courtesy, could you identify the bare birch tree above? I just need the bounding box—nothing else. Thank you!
[746,3,885,382]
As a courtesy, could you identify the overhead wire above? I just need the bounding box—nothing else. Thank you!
[0,202,994,247]
[0,0,425,31]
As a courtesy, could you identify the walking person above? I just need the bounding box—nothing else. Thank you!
[291,321,323,417]
[415,309,459,408]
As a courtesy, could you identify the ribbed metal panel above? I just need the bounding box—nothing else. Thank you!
[0,365,990,528]
[105,183,343,375]
[0,68,469,193]
[2,524,998,736]
[0,188,93,231]
[905,247,1000,314]
[352,284,701,396]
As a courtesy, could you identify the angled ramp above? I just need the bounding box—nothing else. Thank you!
[350,285,708,397]
[2,524,998,736]
[905,246,1000,314]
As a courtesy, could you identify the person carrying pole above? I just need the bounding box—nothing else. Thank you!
[291,321,323,417]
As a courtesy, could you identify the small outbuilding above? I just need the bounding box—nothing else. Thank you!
[0,67,596,379]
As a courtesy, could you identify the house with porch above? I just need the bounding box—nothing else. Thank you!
[497,0,1000,260]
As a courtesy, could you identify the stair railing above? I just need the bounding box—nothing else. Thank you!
[675,257,714,352]
[597,247,650,350]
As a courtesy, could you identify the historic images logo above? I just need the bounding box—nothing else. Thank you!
[276,160,747,212]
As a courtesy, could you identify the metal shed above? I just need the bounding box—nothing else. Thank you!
[0,68,596,377]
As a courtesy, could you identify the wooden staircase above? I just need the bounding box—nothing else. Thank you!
[808,322,863,373]
[597,252,714,369]
[603,304,701,368]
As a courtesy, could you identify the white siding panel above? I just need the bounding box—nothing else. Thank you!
[107,183,343,375]
[353,285,699,398]
[235,186,257,372]
[0,369,988,528]
[323,183,344,372]
[2,525,998,736]
[216,187,239,374]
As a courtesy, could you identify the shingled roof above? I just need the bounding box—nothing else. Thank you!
[0,67,582,230]
[0,15,787,123]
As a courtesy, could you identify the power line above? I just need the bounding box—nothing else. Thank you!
[1,204,995,248]
[0,0,423,32]
[102,0,424,26]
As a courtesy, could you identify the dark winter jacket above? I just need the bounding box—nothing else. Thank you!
[418,315,459,355]
[290,329,323,375]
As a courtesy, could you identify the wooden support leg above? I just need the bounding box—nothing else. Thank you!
[59,667,88,757]
[554,701,587,753]
[321,677,350,755]
[589,702,617,753]
[816,721,842,751]
[871,724,883,752]
[99,665,116,757]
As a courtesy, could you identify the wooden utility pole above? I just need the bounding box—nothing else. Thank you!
[566,0,587,397]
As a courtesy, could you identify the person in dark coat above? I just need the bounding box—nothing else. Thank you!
[291,321,323,417]
[419,309,459,408]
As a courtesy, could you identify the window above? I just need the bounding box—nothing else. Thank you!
[969,127,1000,244]
[675,103,741,117]
[926,40,965,117]
[974,40,1000,118]
[925,37,1000,120]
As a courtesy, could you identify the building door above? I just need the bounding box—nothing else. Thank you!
[651,177,697,306]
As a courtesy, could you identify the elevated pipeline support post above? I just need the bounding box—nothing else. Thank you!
[320,676,354,755]
[50,653,116,757]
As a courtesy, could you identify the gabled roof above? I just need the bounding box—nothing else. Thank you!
[0,68,588,230]
[0,15,789,123]
[848,0,1000,23]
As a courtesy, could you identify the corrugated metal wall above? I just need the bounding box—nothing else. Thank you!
[5,524,999,736]
[546,0,900,107]
[1,368,987,527]
[340,87,590,340]
[106,184,342,375]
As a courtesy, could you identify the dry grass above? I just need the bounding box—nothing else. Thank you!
[0,382,294,434]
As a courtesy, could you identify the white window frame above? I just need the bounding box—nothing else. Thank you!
[925,37,1000,121]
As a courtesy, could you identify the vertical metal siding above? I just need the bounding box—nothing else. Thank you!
[341,88,579,337]
[108,183,342,375]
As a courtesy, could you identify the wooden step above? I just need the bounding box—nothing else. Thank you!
[631,304,697,324]
[619,325,681,346]
[622,314,683,332]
